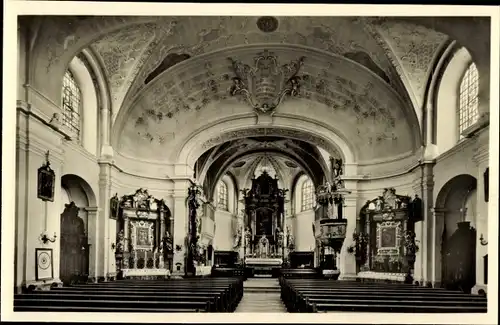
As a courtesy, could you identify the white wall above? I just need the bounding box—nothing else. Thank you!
[294,210,315,252]
[214,211,235,251]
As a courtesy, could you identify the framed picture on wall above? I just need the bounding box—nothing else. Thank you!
[35,248,54,281]
[37,153,55,202]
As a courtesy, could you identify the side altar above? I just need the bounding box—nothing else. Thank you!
[354,188,422,283]
[111,188,173,279]
[239,171,290,276]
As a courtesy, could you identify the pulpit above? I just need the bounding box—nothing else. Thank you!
[113,188,172,279]
[313,158,350,279]
[357,188,420,283]
[241,171,288,276]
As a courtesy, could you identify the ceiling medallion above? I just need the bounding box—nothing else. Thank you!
[228,50,306,115]
[256,16,279,33]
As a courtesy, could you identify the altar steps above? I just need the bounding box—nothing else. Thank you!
[280,278,487,313]
[244,277,281,294]
[235,278,286,312]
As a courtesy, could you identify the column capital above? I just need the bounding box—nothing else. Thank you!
[431,207,447,215]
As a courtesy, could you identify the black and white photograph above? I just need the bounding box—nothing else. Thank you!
[1,2,498,323]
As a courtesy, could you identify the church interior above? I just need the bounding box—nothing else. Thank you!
[7,14,494,315]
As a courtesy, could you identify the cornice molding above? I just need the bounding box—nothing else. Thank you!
[63,140,99,164]
[435,136,476,164]
[23,84,61,113]
[17,100,73,141]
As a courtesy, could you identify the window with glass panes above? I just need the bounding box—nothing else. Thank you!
[62,70,82,137]
[301,179,314,211]
[458,63,479,134]
[218,181,228,210]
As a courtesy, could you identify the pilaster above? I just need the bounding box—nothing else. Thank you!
[97,161,112,280]
[16,104,66,291]
[421,162,435,286]
[430,208,445,287]
[339,192,358,279]
[411,162,435,286]
[172,179,191,275]
[84,206,99,282]
[339,179,359,280]
[472,139,489,292]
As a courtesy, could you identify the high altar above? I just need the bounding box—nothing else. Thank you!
[241,171,289,275]
[111,188,173,279]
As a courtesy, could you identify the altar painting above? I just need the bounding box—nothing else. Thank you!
[376,221,402,255]
[130,220,154,251]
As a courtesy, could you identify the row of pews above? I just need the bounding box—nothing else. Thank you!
[279,277,488,313]
[279,268,319,279]
[14,277,244,313]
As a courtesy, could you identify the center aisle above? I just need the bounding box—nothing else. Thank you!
[235,277,287,313]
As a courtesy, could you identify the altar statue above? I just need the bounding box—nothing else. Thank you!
[258,235,269,258]
[110,193,120,219]
[116,229,125,253]
[286,227,295,250]
[276,227,284,250]
[244,227,252,250]
[162,231,173,253]
[233,227,242,249]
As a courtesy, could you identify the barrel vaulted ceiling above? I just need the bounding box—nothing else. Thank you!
[29,16,471,165]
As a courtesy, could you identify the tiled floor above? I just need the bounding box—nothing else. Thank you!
[235,278,287,313]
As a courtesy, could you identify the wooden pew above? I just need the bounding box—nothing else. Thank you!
[280,268,319,279]
[211,266,245,278]
[279,277,487,313]
[14,277,244,313]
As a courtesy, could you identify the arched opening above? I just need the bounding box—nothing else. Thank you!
[59,174,96,285]
[435,174,478,293]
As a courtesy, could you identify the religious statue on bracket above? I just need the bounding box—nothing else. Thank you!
[228,50,306,114]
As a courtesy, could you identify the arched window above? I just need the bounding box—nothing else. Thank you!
[217,181,228,211]
[62,70,82,138]
[301,179,314,211]
[458,62,479,135]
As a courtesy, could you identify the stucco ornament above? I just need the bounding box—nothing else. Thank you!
[228,50,306,114]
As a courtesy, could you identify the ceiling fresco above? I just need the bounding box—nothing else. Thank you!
[115,46,417,163]
[28,16,463,166]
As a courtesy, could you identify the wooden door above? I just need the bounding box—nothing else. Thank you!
[59,202,89,284]
[442,221,476,293]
